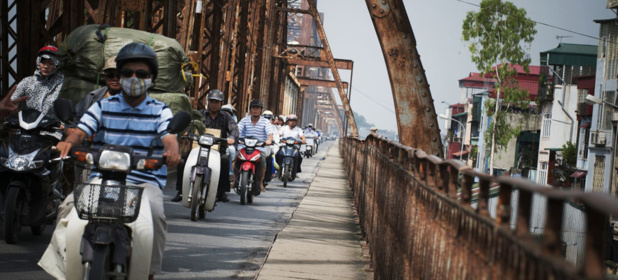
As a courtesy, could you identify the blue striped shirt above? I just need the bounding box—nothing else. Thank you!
[77,94,173,188]
[238,116,273,153]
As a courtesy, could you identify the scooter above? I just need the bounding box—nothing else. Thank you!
[304,137,314,158]
[39,103,191,280]
[235,137,265,205]
[279,137,301,188]
[0,108,65,244]
[181,133,225,221]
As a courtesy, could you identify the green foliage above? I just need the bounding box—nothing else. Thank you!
[462,0,537,77]
[561,141,577,168]
[462,0,536,169]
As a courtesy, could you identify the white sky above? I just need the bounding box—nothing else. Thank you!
[317,0,615,133]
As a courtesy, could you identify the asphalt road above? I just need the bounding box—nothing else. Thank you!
[0,140,333,280]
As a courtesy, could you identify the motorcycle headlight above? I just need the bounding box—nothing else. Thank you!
[3,156,42,171]
[198,135,215,146]
[98,150,131,172]
[245,139,258,147]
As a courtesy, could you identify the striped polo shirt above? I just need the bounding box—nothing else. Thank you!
[238,115,273,153]
[77,94,173,189]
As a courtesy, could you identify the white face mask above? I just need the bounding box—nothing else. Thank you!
[120,77,152,98]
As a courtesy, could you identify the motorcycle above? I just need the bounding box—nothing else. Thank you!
[279,137,301,188]
[304,137,314,158]
[235,137,265,205]
[0,108,65,244]
[181,133,225,221]
[39,104,191,280]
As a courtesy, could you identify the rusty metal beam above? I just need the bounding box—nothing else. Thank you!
[364,0,442,156]
[287,57,353,70]
[297,77,348,88]
[307,0,357,136]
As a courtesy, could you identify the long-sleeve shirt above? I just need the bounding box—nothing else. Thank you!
[199,109,239,150]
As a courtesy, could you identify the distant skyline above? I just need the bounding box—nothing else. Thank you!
[318,0,615,133]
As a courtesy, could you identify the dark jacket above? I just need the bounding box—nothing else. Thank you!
[199,109,239,150]
[75,86,109,121]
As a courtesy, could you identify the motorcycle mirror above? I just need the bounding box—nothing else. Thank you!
[167,111,191,134]
[53,98,75,123]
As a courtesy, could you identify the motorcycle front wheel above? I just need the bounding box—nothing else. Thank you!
[282,165,288,188]
[4,187,24,244]
[190,175,202,221]
[240,171,249,205]
[89,244,112,280]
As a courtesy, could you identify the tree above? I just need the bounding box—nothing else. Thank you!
[462,0,536,175]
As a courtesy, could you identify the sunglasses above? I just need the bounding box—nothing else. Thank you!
[104,71,118,79]
[120,68,151,79]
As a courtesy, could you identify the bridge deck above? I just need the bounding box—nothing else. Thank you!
[258,142,370,279]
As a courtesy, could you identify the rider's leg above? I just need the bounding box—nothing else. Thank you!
[217,156,230,202]
[257,151,267,191]
[141,183,166,276]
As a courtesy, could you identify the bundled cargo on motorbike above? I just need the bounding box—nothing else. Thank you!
[57,24,194,105]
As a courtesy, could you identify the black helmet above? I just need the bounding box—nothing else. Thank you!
[249,99,263,108]
[207,89,224,101]
[116,42,159,80]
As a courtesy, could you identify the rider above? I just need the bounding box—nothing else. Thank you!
[55,42,180,279]
[74,56,122,120]
[262,110,278,183]
[171,89,238,203]
[234,99,273,192]
[221,104,237,186]
[11,45,64,120]
[276,114,306,179]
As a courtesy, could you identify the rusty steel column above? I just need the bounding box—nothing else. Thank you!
[217,1,237,99]
[364,0,442,156]
[207,0,224,92]
[235,0,250,115]
[307,0,357,137]
[252,0,269,103]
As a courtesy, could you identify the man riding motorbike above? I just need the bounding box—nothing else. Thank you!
[276,114,305,178]
[74,56,122,120]
[234,99,273,192]
[53,42,180,280]
[171,89,238,202]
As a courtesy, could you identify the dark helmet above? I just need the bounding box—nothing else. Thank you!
[249,99,263,108]
[115,42,159,80]
[38,45,58,56]
[207,89,224,101]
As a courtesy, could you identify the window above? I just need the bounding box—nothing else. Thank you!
[593,156,605,192]
[602,91,616,130]
[577,89,588,104]
[538,162,548,185]
[542,114,552,138]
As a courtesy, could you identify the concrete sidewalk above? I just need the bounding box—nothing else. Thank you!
[257,142,368,280]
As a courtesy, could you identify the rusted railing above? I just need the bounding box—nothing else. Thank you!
[341,133,618,280]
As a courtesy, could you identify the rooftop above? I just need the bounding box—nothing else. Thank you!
[540,43,597,67]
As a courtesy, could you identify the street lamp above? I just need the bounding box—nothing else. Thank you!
[439,114,466,161]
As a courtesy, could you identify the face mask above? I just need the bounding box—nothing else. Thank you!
[120,77,151,98]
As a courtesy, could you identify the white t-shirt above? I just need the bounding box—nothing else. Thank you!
[280,125,304,140]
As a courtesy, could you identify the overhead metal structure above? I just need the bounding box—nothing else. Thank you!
[0,0,355,135]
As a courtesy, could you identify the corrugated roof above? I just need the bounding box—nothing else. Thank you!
[540,43,597,66]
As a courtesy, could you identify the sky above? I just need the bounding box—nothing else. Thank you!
[317,0,615,133]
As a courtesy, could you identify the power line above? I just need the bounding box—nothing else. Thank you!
[350,86,397,114]
[456,0,606,42]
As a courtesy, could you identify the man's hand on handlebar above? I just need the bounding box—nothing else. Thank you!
[163,149,181,168]
[227,138,235,145]
[56,142,73,158]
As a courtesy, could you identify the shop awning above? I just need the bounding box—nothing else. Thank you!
[452,150,470,157]
[570,171,587,178]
